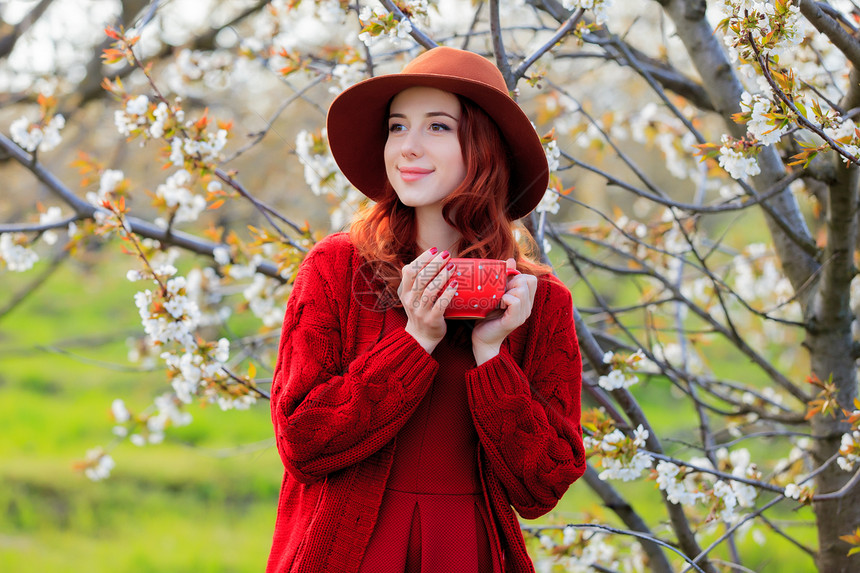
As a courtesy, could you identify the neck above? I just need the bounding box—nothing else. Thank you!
[414,205,461,256]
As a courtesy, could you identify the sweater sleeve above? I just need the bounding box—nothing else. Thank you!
[465,276,586,519]
[270,240,439,483]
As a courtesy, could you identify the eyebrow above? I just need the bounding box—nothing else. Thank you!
[388,111,460,121]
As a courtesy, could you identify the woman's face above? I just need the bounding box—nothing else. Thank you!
[384,87,467,211]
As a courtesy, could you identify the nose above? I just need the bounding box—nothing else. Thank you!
[400,129,423,158]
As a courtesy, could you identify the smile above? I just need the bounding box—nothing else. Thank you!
[398,167,433,182]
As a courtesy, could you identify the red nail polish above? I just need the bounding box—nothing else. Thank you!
[449,280,458,289]
[446,262,455,271]
[441,250,450,259]
[429,247,438,255]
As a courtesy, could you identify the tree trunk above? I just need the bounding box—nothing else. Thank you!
[809,158,860,572]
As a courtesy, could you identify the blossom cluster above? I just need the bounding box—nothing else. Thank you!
[655,460,707,505]
[358,4,414,47]
[10,113,65,153]
[732,243,794,305]
[683,448,760,523]
[132,268,202,351]
[718,134,761,179]
[154,169,207,226]
[86,169,126,207]
[243,274,292,328]
[161,341,230,405]
[569,101,701,183]
[717,0,804,63]
[586,409,764,524]
[585,423,652,481]
[165,49,235,96]
[535,529,635,573]
[294,128,363,229]
[80,447,116,481]
[111,92,231,171]
[0,233,39,272]
[38,206,65,246]
[837,430,860,472]
[110,395,193,446]
[821,117,860,165]
[536,139,562,217]
[598,350,645,391]
[562,0,613,24]
[739,91,790,146]
[114,94,185,141]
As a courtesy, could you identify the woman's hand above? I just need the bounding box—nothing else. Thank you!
[399,247,458,354]
[472,258,537,365]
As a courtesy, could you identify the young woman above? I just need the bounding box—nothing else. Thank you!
[267,46,585,573]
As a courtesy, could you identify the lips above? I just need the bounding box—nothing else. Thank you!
[398,167,433,182]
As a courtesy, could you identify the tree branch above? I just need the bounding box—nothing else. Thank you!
[0,0,56,59]
[512,8,585,81]
[487,0,515,91]
[0,132,284,280]
[0,215,81,233]
[379,0,437,50]
[799,0,860,72]
[560,468,679,572]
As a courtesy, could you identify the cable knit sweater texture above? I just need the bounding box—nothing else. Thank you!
[267,233,586,573]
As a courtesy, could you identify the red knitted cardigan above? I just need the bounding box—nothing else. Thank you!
[266,233,586,573]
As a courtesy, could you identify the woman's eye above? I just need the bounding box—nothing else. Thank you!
[388,123,406,133]
[429,122,451,132]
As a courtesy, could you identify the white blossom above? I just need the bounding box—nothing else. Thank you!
[39,206,64,245]
[83,448,115,481]
[837,431,860,471]
[295,128,352,198]
[598,368,638,391]
[217,394,256,411]
[329,61,366,95]
[741,91,789,146]
[718,139,761,180]
[40,114,65,151]
[598,450,653,481]
[111,399,131,423]
[0,233,39,271]
[153,392,193,427]
[244,273,288,327]
[784,482,801,500]
[213,246,231,266]
[562,0,612,24]
[823,119,860,163]
[126,95,149,116]
[544,140,560,172]
[156,170,206,224]
[149,101,170,138]
[134,288,200,351]
[87,169,125,206]
[535,189,560,215]
[169,137,185,166]
[10,114,64,152]
[656,460,705,505]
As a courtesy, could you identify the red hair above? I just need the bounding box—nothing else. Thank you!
[349,95,549,304]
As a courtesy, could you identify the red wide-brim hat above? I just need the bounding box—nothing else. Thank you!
[326,46,549,220]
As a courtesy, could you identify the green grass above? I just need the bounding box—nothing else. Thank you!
[0,254,282,572]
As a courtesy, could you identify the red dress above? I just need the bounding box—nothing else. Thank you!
[359,320,503,572]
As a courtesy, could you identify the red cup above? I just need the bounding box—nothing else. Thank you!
[443,258,520,319]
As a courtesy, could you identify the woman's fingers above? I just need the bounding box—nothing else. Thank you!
[401,248,451,299]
